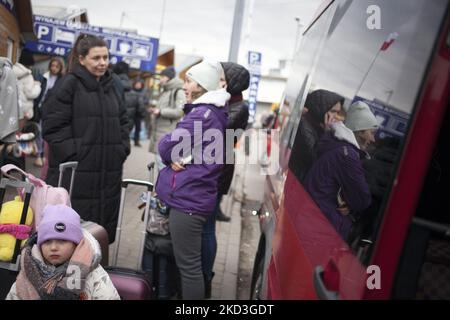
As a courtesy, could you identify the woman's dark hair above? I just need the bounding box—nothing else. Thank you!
[113,61,129,75]
[67,33,108,72]
[18,48,35,67]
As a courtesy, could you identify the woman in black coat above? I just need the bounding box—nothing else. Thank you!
[289,89,345,183]
[42,34,130,243]
[201,62,250,298]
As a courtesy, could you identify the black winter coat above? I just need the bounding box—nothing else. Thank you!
[289,89,344,183]
[218,97,249,195]
[42,65,130,243]
[125,89,146,119]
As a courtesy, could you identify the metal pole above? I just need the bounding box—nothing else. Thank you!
[159,0,167,40]
[120,12,125,28]
[355,49,381,96]
[293,18,303,57]
[228,0,246,63]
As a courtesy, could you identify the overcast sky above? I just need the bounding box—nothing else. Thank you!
[31,0,322,74]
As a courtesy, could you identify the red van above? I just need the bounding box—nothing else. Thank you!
[251,0,450,300]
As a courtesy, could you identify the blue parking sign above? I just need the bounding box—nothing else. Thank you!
[25,15,159,72]
[247,51,262,124]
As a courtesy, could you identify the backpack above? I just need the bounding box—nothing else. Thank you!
[168,88,183,110]
[146,196,170,236]
[0,164,71,229]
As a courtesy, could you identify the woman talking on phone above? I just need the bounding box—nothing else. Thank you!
[155,61,229,299]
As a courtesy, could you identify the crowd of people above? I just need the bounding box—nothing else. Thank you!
[1,32,381,300]
[0,33,252,300]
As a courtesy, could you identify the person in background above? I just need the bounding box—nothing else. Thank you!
[126,79,146,147]
[6,204,120,300]
[42,34,130,243]
[149,66,185,170]
[289,89,345,182]
[0,57,20,167]
[155,61,229,299]
[111,61,132,120]
[201,62,250,298]
[10,49,41,170]
[33,57,65,168]
[304,101,378,240]
[13,48,41,126]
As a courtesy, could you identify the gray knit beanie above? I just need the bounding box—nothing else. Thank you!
[345,101,379,132]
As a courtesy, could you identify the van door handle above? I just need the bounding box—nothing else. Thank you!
[313,266,340,300]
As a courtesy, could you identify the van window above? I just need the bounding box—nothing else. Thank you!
[279,7,333,149]
[288,0,448,261]
[393,104,450,299]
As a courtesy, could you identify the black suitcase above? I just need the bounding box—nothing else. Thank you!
[142,232,180,299]
[0,178,34,300]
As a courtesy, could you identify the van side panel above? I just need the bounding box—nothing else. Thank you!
[366,16,450,299]
[269,173,367,299]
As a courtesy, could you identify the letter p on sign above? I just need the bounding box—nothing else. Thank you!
[37,25,50,39]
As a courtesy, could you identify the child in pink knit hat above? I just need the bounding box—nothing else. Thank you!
[6,204,120,300]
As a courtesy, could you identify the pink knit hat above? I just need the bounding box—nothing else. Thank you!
[37,205,83,246]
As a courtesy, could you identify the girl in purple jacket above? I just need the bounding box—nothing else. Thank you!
[155,61,230,299]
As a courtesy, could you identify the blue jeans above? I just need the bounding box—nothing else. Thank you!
[201,195,222,282]
[142,247,155,278]
[142,248,175,299]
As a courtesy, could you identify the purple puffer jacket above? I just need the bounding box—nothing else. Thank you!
[155,89,230,216]
[304,123,372,240]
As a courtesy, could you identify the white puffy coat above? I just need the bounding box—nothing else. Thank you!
[13,63,41,120]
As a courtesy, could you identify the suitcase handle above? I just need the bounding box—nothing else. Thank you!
[59,161,78,173]
[121,179,153,191]
[0,178,34,193]
[112,179,153,268]
[0,178,34,271]
[58,161,78,198]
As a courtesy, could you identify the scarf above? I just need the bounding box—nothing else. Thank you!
[15,230,101,300]
[228,93,243,105]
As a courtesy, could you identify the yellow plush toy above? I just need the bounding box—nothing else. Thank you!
[0,196,33,262]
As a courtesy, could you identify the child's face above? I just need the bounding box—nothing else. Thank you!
[41,240,77,266]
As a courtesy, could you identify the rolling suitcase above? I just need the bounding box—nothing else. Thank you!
[0,178,34,299]
[105,178,154,300]
[58,162,109,266]
[140,162,180,299]
[142,232,179,299]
